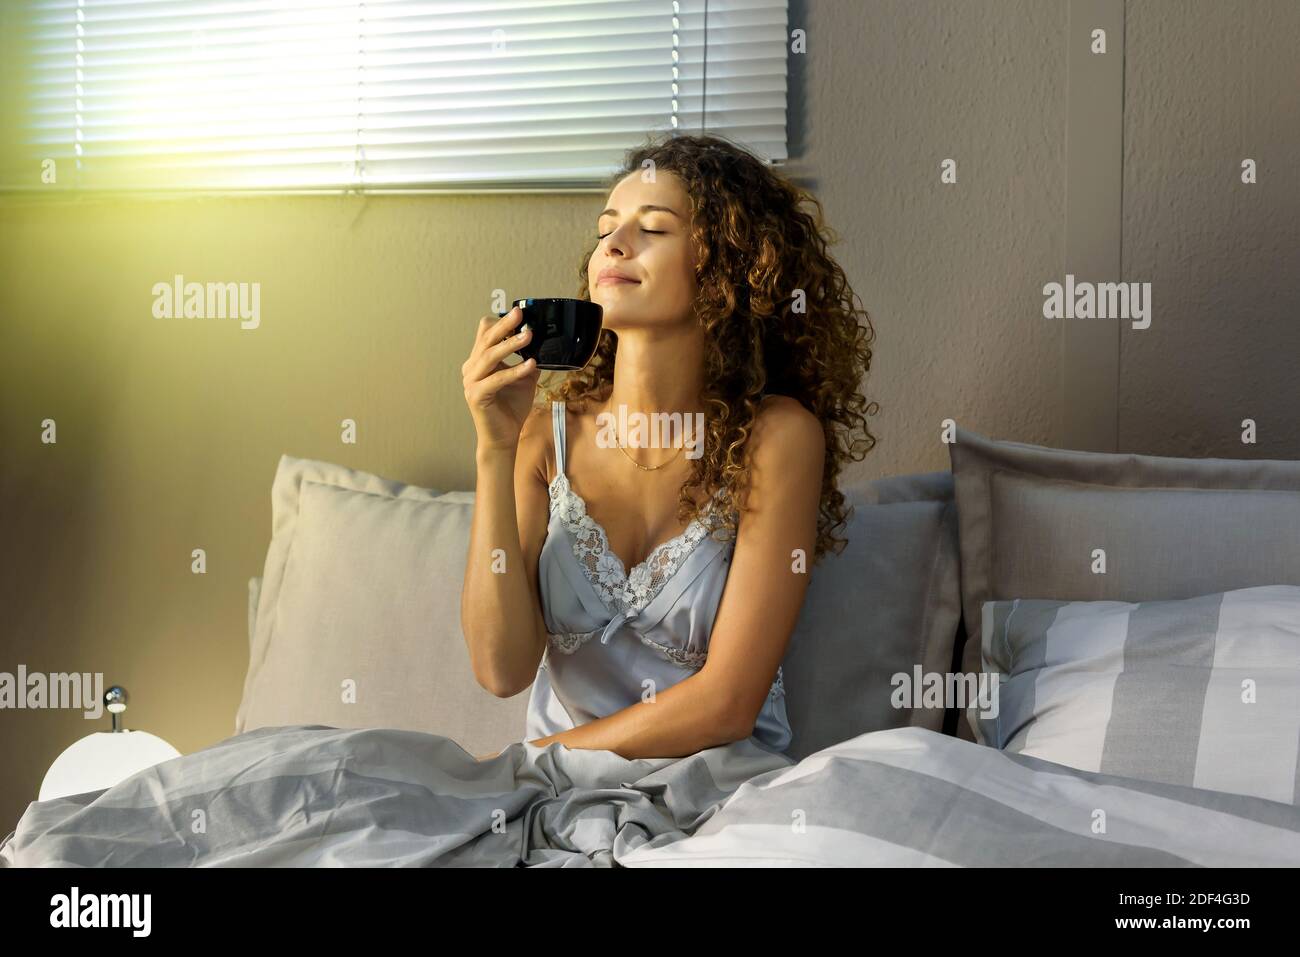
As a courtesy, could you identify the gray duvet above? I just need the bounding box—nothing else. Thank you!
[3,724,1297,867]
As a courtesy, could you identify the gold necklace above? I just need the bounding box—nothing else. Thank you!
[606,399,684,471]
[616,440,682,471]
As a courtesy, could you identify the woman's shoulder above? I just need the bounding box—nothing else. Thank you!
[518,401,563,487]
[755,393,808,416]
[751,395,822,454]
[521,394,602,485]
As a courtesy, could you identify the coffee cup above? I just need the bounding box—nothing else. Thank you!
[498,298,604,371]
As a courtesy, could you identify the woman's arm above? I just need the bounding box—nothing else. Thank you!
[524,397,826,759]
[460,406,552,698]
[525,669,747,757]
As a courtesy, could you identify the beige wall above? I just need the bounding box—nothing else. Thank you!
[1120,0,1300,456]
[2,0,1297,832]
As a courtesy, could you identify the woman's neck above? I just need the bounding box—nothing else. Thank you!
[602,326,706,421]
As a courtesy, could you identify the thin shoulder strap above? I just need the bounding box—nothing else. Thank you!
[551,400,567,478]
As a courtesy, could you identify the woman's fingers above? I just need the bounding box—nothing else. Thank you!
[487,321,531,366]
[477,305,524,350]
[464,356,536,406]
[465,308,530,383]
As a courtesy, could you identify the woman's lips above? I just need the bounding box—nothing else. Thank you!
[597,276,641,286]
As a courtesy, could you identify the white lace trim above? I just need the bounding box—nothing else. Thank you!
[637,633,708,669]
[547,629,786,699]
[544,627,706,668]
[548,472,714,615]
[769,665,786,700]
[548,629,599,655]
[545,471,781,699]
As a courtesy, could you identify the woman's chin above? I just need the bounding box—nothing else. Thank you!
[594,303,624,326]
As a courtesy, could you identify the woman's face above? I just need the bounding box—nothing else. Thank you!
[588,169,698,328]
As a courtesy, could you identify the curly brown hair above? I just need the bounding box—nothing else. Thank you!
[541,131,879,563]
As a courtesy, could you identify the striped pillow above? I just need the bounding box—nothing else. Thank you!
[969,584,1300,805]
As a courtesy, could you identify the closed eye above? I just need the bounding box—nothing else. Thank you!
[597,229,665,239]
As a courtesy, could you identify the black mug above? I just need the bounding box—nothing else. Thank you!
[497,298,604,371]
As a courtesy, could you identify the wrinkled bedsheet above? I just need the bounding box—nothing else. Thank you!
[0,724,793,866]
[4,724,1296,867]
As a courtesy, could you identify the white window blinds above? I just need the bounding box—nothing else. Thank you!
[5,0,789,192]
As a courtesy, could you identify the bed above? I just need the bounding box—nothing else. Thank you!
[4,426,1298,866]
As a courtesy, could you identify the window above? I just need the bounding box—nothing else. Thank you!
[3,0,789,193]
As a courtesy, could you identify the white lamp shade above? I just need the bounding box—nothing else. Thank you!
[39,730,181,802]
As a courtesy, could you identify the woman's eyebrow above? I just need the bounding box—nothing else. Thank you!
[598,204,683,220]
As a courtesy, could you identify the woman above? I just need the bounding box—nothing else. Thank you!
[2,133,882,868]
[461,132,879,762]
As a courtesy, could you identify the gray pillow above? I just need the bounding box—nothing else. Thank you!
[236,456,528,756]
[972,585,1300,805]
[782,472,963,761]
[238,459,965,761]
[949,426,1300,690]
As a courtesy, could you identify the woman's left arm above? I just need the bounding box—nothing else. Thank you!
[522,397,826,759]
[684,396,825,739]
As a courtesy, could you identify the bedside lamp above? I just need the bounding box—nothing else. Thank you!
[39,685,181,802]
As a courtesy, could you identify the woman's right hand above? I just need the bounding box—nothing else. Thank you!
[463,306,542,452]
